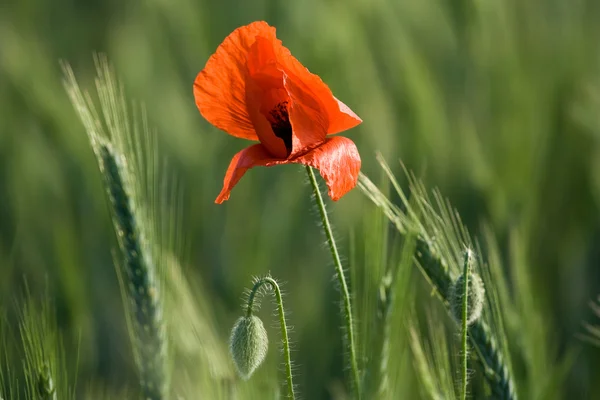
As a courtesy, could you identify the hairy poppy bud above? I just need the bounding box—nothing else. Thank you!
[449,272,485,325]
[229,315,269,379]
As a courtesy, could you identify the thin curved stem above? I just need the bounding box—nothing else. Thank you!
[461,252,471,400]
[305,166,361,399]
[247,277,295,399]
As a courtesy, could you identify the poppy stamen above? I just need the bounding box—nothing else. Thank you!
[269,101,292,155]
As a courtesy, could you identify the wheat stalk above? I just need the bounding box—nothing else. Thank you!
[358,158,517,400]
[62,56,168,399]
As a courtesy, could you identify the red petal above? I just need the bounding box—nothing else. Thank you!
[328,96,362,135]
[215,137,360,203]
[290,136,361,201]
[245,36,289,158]
[215,144,279,203]
[194,21,276,140]
[246,35,327,158]
[284,73,329,156]
[275,47,362,135]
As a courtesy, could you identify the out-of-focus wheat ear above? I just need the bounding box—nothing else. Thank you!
[19,288,73,400]
[409,308,459,400]
[100,143,167,400]
[61,58,168,399]
[372,234,416,399]
[164,253,233,385]
[83,382,135,400]
[0,312,20,400]
[37,363,57,400]
[581,296,600,347]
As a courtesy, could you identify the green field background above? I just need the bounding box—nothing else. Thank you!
[2,0,600,398]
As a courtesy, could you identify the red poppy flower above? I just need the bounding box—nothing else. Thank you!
[194,21,362,204]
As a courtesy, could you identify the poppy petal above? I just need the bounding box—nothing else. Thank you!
[245,78,289,158]
[328,96,362,135]
[274,46,362,135]
[194,21,277,141]
[284,73,329,156]
[245,36,289,158]
[215,137,360,203]
[215,144,279,204]
[290,136,361,201]
[246,35,327,158]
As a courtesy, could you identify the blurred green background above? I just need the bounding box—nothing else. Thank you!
[2,0,600,398]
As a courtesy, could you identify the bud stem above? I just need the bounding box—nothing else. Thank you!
[247,277,295,399]
[305,166,361,399]
[461,251,472,400]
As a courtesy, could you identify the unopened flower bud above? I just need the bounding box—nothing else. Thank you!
[229,315,268,379]
[449,272,485,325]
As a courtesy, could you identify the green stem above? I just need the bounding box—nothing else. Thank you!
[305,166,361,399]
[461,252,471,400]
[247,277,295,399]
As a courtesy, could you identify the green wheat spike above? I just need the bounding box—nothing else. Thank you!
[18,290,73,400]
[99,143,167,400]
[62,57,168,400]
[416,237,516,400]
[358,163,517,400]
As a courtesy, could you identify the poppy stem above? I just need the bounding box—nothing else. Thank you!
[460,252,472,400]
[305,166,361,399]
[247,277,295,399]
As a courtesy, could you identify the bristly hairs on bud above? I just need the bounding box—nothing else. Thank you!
[229,315,269,380]
[231,275,296,399]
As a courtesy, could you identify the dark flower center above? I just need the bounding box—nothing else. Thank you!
[269,101,292,155]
